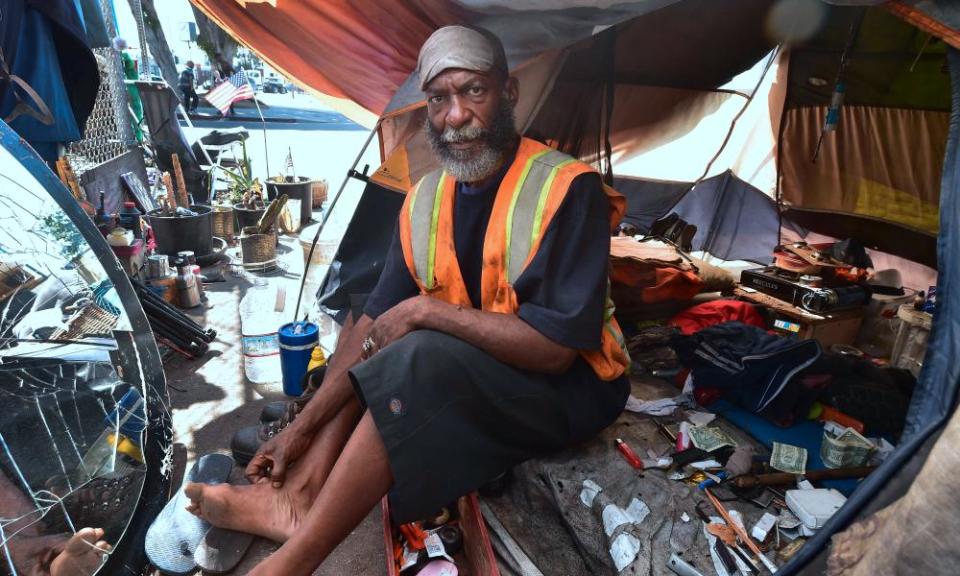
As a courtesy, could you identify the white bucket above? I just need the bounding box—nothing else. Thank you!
[298,223,339,266]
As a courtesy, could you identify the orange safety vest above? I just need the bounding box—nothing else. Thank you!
[399,137,630,381]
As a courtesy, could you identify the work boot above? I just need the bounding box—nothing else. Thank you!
[231,419,288,466]
[259,366,325,423]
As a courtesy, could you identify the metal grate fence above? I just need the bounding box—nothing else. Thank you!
[67,0,136,172]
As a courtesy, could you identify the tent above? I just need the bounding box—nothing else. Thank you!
[190,0,960,573]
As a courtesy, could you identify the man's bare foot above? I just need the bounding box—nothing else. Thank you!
[49,527,111,576]
[184,480,309,542]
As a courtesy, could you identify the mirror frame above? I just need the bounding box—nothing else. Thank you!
[0,120,172,574]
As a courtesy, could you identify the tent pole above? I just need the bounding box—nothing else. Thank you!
[654,44,782,246]
[293,123,380,322]
[250,90,271,178]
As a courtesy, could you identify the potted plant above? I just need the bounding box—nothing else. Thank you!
[266,148,314,228]
[145,159,214,258]
[218,142,268,231]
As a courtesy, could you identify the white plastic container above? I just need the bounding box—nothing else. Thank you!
[785,488,847,531]
[890,304,933,377]
[239,278,285,384]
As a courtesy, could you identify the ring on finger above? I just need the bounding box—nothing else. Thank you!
[361,336,376,357]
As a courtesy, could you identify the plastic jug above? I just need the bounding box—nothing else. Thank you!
[239,278,285,384]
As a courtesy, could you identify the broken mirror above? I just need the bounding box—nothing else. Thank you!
[0,131,169,575]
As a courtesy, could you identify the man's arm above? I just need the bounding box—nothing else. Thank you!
[368,295,577,374]
[288,313,372,435]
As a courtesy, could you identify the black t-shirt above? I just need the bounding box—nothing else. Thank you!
[364,156,615,381]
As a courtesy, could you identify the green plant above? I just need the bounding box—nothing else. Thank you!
[39,211,86,260]
[211,140,264,208]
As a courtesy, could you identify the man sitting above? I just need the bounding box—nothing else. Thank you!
[185,25,630,575]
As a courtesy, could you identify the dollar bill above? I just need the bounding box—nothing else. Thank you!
[821,427,875,468]
[770,442,807,474]
[689,426,737,452]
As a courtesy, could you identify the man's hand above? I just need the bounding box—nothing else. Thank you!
[244,423,314,488]
[364,296,427,358]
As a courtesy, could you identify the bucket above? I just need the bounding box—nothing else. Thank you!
[146,205,214,257]
[239,226,277,267]
[278,321,319,396]
[299,222,339,266]
[311,179,328,209]
[234,203,266,230]
[266,176,313,229]
[855,288,917,357]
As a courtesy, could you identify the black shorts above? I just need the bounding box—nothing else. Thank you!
[349,329,628,523]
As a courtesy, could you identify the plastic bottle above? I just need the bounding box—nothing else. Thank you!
[74,388,146,483]
[240,278,284,384]
[119,201,142,238]
[306,346,327,372]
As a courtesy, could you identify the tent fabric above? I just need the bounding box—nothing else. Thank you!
[187,0,464,125]
[825,401,960,575]
[790,7,951,111]
[187,0,687,125]
[26,0,99,135]
[786,45,960,573]
[0,0,99,158]
[317,181,405,323]
[884,1,960,50]
[615,171,781,265]
[779,105,949,234]
[0,8,82,161]
[671,171,782,264]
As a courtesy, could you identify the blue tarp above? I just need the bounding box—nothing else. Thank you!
[0,8,81,161]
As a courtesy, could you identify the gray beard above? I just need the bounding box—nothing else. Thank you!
[426,102,518,184]
[439,144,504,183]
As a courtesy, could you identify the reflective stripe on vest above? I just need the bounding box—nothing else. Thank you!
[408,170,445,290]
[504,150,577,283]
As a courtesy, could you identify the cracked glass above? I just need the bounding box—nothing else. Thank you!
[0,149,153,575]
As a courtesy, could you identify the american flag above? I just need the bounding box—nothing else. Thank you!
[204,69,255,115]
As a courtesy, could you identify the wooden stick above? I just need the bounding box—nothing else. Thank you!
[60,158,84,201]
[55,158,69,187]
[171,153,190,208]
[733,466,876,489]
[162,172,176,211]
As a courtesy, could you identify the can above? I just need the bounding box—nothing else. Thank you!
[147,254,170,279]
[177,250,197,266]
[278,321,319,396]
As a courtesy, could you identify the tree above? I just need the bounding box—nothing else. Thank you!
[136,0,179,88]
[190,6,239,75]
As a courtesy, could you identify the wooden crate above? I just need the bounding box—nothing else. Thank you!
[735,287,864,349]
[383,492,500,576]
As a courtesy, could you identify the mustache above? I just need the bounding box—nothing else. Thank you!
[438,125,487,144]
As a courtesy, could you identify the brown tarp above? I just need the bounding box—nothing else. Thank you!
[780,105,949,234]
[189,0,464,122]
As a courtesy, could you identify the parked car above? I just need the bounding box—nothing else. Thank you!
[262,78,287,94]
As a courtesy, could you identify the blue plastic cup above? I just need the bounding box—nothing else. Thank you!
[278,321,319,396]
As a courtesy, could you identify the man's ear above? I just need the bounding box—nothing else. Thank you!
[504,76,519,106]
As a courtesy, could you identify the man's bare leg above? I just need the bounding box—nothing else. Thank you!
[184,398,362,542]
[186,411,391,575]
